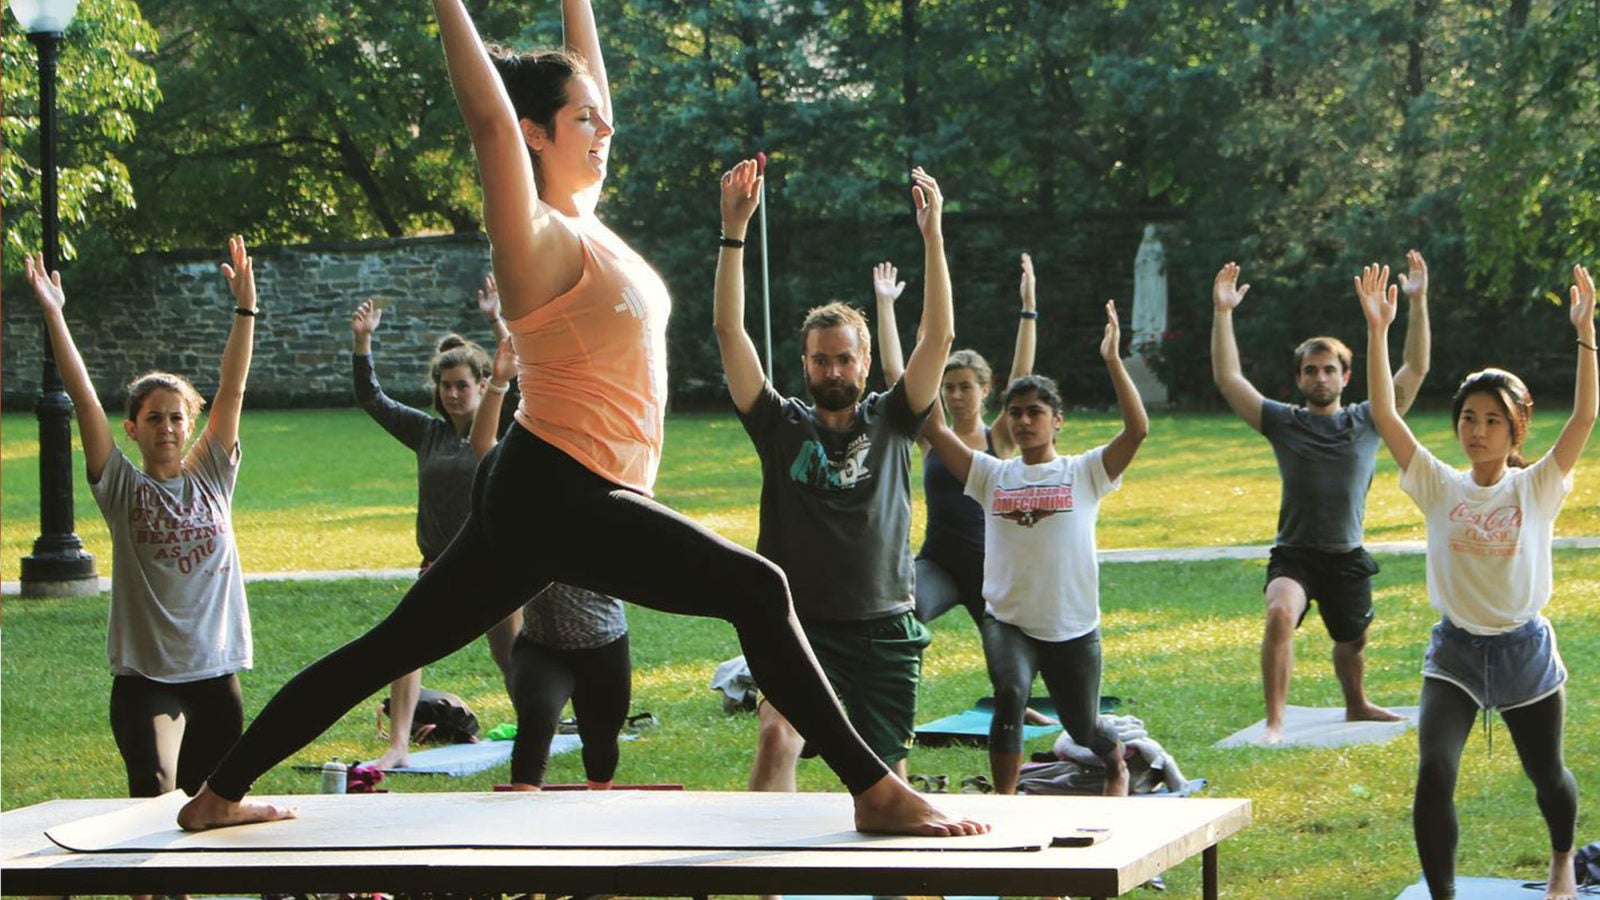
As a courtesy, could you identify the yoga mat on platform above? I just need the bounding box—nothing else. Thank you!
[1392,875,1552,898]
[1213,705,1419,749]
[368,739,517,775]
[45,790,1051,854]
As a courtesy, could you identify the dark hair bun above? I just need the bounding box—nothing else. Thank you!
[436,333,468,354]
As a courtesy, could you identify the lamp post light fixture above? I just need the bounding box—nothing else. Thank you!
[12,0,99,597]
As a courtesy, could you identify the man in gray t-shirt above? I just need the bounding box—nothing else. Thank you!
[714,165,954,786]
[1211,254,1432,744]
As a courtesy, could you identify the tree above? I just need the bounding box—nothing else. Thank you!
[2,0,160,264]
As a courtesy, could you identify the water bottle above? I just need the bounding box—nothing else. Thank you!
[320,757,348,794]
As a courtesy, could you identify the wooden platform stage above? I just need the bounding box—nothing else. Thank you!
[2,790,1250,898]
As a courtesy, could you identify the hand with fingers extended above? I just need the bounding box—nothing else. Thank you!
[1354,263,1398,330]
[491,334,517,385]
[1399,249,1428,300]
[1213,262,1249,313]
[720,159,763,235]
[24,251,67,314]
[873,261,906,306]
[1019,252,1037,311]
[221,235,257,312]
[351,299,385,343]
[1100,299,1122,365]
[1572,264,1597,335]
[911,167,943,239]
[476,273,501,321]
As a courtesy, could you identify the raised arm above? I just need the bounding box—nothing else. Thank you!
[990,252,1038,458]
[432,0,575,319]
[206,235,258,452]
[472,336,517,458]
[713,159,767,414]
[561,0,610,124]
[25,252,113,482]
[1355,263,1418,471]
[1391,249,1431,415]
[1210,262,1265,431]
[1552,264,1598,475]
[873,261,907,386]
[900,167,955,415]
[923,409,976,486]
[476,273,510,342]
[1098,300,1149,482]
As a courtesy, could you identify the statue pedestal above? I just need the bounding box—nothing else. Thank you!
[1123,351,1169,409]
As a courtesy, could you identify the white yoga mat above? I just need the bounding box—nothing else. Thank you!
[44,790,1050,854]
[1213,705,1419,749]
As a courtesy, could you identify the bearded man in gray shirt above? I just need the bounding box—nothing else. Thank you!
[1211,252,1431,745]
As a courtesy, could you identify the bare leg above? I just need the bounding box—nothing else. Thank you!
[374,669,422,770]
[990,748,1023,795]
[175,783,295,831]
[1261,578,1309,745]
[749,701,803,791]
[1334,632,1402,722]
[1100,741,1129,797]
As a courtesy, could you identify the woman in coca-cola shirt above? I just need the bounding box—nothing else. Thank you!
[1358,261,1595,900]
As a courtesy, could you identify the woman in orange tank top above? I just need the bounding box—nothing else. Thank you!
[179,0,986,840]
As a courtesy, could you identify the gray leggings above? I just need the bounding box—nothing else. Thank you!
[1413,680,1576,899]
[981,616,1115,756]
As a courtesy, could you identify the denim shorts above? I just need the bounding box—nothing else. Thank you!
[1422,616,1566,711]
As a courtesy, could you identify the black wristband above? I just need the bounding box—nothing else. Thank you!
[720,235,746,248]
[1580,338,1598,352]
[1018,310,1038,320]
[234,307,257,317]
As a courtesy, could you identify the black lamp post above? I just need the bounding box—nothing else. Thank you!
[13,0,99,597]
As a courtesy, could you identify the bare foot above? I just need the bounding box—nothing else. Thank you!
[176,784,296,832]
[373,745,410,770]
[510,783,542,792]
[1547,848,1577,900]
[1022,707,1058,726]
[586,780,614,791]
[1260,722,1285,746]
[854,774,990,836]
[1346,703,1404,723]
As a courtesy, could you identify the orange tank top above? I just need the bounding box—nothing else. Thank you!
[505,221,671,495]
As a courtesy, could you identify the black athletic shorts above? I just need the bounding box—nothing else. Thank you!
[1265,545,1379,643]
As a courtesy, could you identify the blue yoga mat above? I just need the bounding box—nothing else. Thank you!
[1392,876,1551,898]
[916,696,1121,747]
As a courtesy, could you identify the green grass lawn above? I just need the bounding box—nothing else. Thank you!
[2,408,1599,898]
[6,407,1599,576]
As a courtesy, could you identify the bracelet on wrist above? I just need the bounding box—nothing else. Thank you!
[487,380,510,394]
[234,307,257,317]
[1579,338,1598,352]
[1018,309,1038,320]
[720,234,746,249]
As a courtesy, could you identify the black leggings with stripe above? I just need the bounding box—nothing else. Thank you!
[206,427,888,798]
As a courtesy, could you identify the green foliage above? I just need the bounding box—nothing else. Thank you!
[1,0,159,263]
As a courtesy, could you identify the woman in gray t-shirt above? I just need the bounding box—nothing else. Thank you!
[25,238,259,798]
[350,293,519,769]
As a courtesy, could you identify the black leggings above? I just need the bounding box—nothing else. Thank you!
[1413,679,1577,899]
[206,428,887,798]
[110,673,244,798]
[510,633,631,786]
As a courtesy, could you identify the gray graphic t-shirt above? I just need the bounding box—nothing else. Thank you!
[1260,398,1381,552]
[91,432,252,682]
[739,380,927,623]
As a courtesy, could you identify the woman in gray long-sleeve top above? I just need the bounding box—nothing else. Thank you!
[350,294,518,769]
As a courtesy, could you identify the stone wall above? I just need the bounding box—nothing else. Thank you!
[2,233,499,410]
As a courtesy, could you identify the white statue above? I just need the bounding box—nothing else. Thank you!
[1131,225,1167,351]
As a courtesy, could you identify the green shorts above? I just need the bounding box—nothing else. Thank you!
[799,610,931,765]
